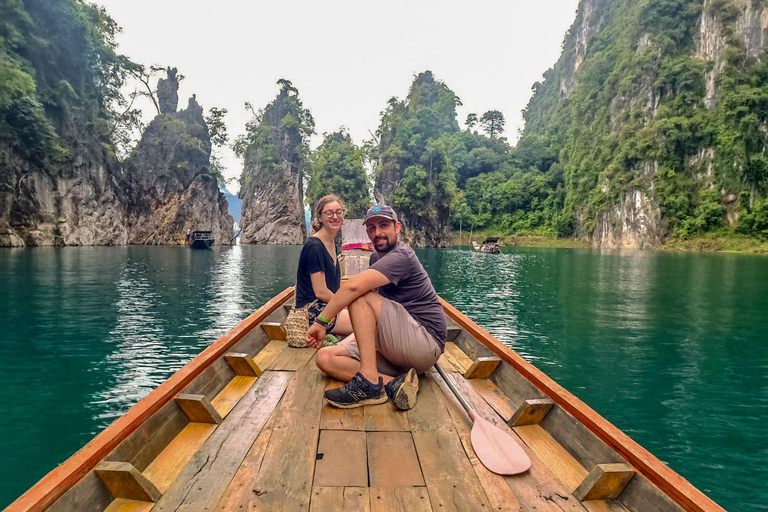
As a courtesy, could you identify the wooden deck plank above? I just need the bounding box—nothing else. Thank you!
[432,373,523,512]
[210,375,257,418]
[268,346,317,371]
[314,430,368,487]
[142,422,217,493]
[103,499,154,512]
[583,500,631,512]
[246,370,326,511]
[151,370,291,512]
[214,415,277,511]
[436,352,460,373]
[514,424,589,491]
[447,372,588,512]
[442,342,473,374]
[469,379,518,422]
[366,432,425,487]
[310,488,370,512]
[252,340,288,370]
[364,402,410,432]
[320,380,365,430]
[409,377,492,512]
[369,487,432,512]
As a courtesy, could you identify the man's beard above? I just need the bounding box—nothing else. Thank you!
[375,237,397,253]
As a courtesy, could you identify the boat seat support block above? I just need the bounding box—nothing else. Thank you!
[224,352,263,377]
[176,394,223,424]
[509,398,555,426]
[463,356,502,379]
[94,461,162,502]
[574,463,635,501]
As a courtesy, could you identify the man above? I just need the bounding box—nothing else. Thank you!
[306,204,447,410]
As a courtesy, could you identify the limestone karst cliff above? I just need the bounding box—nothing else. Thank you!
[520,0,768,249]
[238,80,312,245]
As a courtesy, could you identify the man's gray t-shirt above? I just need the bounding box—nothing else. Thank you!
[369,243,447,349]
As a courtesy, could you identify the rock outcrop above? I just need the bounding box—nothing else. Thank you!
[0,94,233,247]
[239,81,310,245]
[521,0,768,249]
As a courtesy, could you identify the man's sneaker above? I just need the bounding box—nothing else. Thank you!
[325,373,387,409]
[385,368,419,410]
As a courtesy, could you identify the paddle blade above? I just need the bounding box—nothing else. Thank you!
[471,415,531,475]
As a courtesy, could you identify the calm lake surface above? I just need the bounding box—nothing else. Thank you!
[0,245,766,510]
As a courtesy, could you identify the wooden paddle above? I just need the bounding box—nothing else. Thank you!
[435,362,531,475]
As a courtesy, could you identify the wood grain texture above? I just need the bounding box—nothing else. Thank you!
[442,342,473,374]
[513,424,588,491]
[366,432,424,487]
[364,402,410,432]
[102,498,155,512]
[261,322,287,341]
[582,500,631,512]
[247,370,326,511]
[463,356,501,379]
[175,394,222,424]
[433,372,523,512]
[7,288,294,512]
[409,377,492,512]
[445,372,587,512]
[252,340,288,370]
[151,371,291,512]
[314,430,368,487]
[210,375,257,418]
[45,472,112,512]
[267,346,317,371]
[369,487,432,512]
[440,297,725,512]
[574,464,634,501]
[320,380,365,430]
[142,422,217,493]
[510,399,555,426]
[94,462,161,502]
[310,487,370,512]
[214,415,277,511]
[224,352,262,377]
[469,379,518,422]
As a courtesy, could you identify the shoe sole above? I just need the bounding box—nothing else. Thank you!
[392,368,419,410]
[325,393,388,409]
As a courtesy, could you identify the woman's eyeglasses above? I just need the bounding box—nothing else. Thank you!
[322,209,345,218]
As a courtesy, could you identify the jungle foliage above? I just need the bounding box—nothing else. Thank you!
[510,0,768,241]
[306,130,371,218]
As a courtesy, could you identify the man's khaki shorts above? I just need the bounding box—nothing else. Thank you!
[341,297,442,376]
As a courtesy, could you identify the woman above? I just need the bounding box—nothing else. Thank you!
[294,194,353,337]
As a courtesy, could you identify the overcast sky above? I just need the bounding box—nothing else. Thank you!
[94,0,580,193]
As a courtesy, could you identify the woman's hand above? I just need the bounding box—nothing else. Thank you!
[306,322,326,349]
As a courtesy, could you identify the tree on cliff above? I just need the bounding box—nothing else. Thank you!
[465,113,478,130]
[306,130,371,218]
[374,71,461,246]
[480,110,505,139]
[205,106,228,182]
[236,79,314,244]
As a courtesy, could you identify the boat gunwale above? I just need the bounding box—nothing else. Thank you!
[439,297,726,512]
[7,287,294,512]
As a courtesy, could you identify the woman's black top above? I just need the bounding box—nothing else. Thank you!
[295,237,340,308]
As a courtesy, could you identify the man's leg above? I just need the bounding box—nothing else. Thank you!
[346,290,383,384]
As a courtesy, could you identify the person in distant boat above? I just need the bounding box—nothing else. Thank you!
[307,204,447,410]
[295,195,353,337]
[186,229,190,242]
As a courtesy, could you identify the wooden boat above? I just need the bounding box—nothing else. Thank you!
[473,237,501,254]
[6,288,725,512]
[187,230,214,249]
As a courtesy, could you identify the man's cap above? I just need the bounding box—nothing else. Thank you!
[364,204,398,223]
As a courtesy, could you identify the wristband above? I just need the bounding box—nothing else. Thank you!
[318,313,332,324]
[314,318,329,328]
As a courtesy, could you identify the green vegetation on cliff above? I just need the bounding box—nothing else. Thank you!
[306,130,371,217]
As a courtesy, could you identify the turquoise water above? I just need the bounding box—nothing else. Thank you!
[1,245,766,510]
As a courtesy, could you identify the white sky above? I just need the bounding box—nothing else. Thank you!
[94,0,579,194]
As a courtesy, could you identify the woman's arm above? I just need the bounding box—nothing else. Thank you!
[309,271,334,303]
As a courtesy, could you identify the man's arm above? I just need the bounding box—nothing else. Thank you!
[319,268,390,321]
[305,268,390,348]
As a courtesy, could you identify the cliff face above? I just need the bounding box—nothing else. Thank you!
[521,0,768,249]
[0,95,233,247]
[239,83,310,245]
[123,96,233,245]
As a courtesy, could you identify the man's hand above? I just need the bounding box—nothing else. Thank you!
[306,322,326,349]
